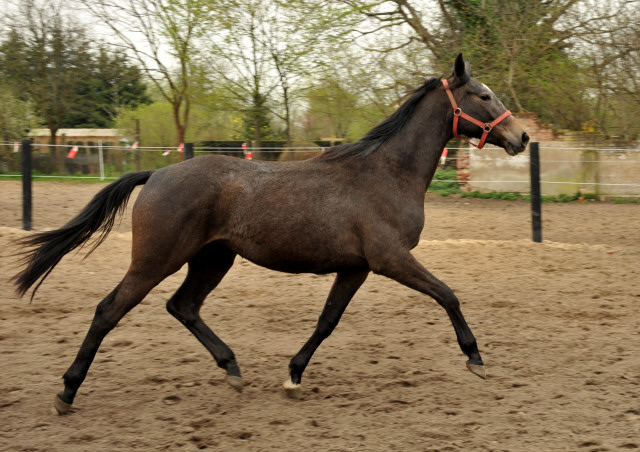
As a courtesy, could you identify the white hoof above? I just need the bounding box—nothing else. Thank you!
[282,378,302,399]
[466,362,486,379]
[226,375,244,393]
[52,395,72,415]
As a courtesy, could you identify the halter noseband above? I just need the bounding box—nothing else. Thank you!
[441,79,512,149]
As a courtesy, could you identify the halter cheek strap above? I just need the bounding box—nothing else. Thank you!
[441,79,511,149]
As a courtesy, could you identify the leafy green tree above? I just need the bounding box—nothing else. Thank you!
[64,47,151,128]
[260,0,349,146]
[0,1,92,171]
[339,0,638,134]
[205,0,280,155]
[117,96,241,146]
[234,94,281,143]
[206,0,351,151]
[441,0,590,128]
[0,82,38,142]
[0,0,151,178]
[118,102,177,147]
[0,81,38,172]
[581,1,640,138]
[305,80,359,140]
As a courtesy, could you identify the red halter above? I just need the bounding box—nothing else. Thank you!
[441,79,512,149]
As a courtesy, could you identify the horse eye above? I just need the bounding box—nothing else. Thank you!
[480,94,491,101]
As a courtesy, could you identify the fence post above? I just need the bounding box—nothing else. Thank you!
[530,142,542,243]
[98,140,105,181]
[21,139,33,231]
[185,142,194,160]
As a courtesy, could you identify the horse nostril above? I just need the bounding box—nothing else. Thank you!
[522,131,530,145]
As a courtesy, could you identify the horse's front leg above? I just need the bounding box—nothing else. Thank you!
[372,250,485,379]
[284,269,369,398]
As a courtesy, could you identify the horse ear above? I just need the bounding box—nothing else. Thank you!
[453,53,471,84]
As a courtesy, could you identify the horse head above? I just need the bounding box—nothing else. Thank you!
[444,54,529,156]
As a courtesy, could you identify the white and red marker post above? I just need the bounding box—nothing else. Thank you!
[66,145,79,159]
[242,142,253,160]
[440,147,448,165]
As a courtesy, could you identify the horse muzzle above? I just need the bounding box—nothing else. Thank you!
[505,131,529,156]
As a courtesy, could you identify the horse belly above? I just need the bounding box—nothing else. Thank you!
[242,248,366,274]
[224,217,366,274]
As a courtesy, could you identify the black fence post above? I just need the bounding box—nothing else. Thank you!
[185,142,194,160]
[530,142,542,243]
[21,139,33,231]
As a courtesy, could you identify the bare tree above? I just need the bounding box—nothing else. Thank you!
[260,0,354,146]
[203,0,283,155]
[79,0,210,145]
[577,0,640,138]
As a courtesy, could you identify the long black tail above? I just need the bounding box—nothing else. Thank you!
[13,171,154,299]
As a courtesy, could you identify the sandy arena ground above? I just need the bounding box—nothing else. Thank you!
[0,180,639,451]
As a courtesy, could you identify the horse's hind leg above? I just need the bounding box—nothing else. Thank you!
[165,243,242,391]
[54,269,167,414]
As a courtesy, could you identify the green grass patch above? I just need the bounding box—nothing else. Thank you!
[461,190,523,200]
[460,190,601,203]
[428,169,461,196]
[613,197,638,204]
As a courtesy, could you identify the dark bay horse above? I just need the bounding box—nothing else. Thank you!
[13,54,529,414]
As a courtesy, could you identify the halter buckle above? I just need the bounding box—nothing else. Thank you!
[454,108,462,116]
[483,123,492,132]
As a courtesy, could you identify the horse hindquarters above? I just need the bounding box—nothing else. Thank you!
[53,177,217,413]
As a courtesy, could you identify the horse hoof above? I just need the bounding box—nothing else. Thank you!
[226,375,244,393]
[283,378,302,399]
[53,395,72,415]
[466,361,486,379]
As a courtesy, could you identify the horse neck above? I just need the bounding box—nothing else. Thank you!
[374,91,452,192]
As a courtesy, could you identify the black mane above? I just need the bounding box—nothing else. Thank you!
[318,77,442,160]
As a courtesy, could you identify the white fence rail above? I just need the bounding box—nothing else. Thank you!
[1,141,639,197]
[462,145,640,197]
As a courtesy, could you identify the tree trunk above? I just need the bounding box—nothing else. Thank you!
[48,126,64,175]
[283,84,292,147]
[173,100,186,161]
[254,106,262,158]
[252,90,264,160]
